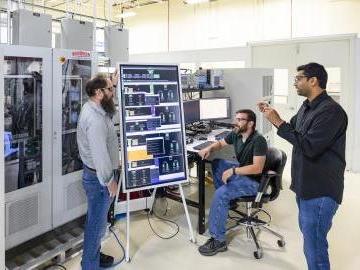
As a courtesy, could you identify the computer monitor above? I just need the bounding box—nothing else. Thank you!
[183,100,200,124]
[119,63,188,191]
[199,97,230,121]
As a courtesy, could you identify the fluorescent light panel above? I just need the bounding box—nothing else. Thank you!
[184,0,210,4]
[118,11,136,18]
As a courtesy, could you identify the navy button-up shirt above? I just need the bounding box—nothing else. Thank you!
[277,91,347,204]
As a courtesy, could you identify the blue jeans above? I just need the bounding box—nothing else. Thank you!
[209,159,259,241]
[296,196,339,270]
[82,167,113,270]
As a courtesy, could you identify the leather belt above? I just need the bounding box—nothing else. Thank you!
[84,164,96,173]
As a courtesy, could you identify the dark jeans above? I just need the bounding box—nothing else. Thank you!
[81,167,113,270]
[296,196,339,270]
[209,159,259,241]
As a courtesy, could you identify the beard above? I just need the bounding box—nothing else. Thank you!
[296,86,309,97]
[233,125,247,135]
[101,96,116,116]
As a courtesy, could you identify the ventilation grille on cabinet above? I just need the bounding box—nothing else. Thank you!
[7,195,39,235]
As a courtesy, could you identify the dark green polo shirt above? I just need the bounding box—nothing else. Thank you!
[224,130,268,180]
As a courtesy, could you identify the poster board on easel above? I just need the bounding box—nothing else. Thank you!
[117,63,195,261]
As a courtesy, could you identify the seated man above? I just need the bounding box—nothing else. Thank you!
[198,109,267,256]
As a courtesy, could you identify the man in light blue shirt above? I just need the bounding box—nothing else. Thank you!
[77,73,119,269]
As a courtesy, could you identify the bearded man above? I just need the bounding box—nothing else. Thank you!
[197,109,268,256]
[77,73,119,269]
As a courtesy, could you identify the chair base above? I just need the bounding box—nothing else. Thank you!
[227,208,285,259]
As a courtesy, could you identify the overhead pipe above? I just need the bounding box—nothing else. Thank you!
[93,0,96,51]
[10,0,119,23]
[7,0,11,44]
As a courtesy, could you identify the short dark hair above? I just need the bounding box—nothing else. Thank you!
[297,62,328,89]
[236,109,256,130]
[85,74,108,97]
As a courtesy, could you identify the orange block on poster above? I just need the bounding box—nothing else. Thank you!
[127,149,153,161]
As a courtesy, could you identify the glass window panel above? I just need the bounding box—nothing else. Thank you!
[61,59,91,175]
[4,56,43,193]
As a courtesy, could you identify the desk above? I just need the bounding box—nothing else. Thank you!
[165,128,233,234]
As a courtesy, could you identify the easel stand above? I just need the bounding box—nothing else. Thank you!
[124,183,196,262]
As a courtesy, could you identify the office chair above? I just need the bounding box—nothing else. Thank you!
[228,147,287,259]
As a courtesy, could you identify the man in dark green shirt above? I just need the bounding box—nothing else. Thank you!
[197,109,267,256]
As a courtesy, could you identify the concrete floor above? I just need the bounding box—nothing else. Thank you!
[63,170,360,270]
[64,106,360,270]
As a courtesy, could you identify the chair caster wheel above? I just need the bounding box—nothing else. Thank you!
[277,239,285,247]
[254,250,263,259]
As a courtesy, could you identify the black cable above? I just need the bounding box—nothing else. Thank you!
[42,264,66,270]
[160,197,169,216]
[108,226,126,267]
[146,196,180,240]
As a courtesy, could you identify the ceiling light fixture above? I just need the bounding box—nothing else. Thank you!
[184,0,210,4]
[118,11,136,18]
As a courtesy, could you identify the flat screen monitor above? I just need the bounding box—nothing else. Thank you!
[183,100,200,124]
[118,64,188,191]
[199,97,230,121]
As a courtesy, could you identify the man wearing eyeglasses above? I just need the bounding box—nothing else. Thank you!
[258,62,347,270]
[197,109,267,256]
[77,72,119,269]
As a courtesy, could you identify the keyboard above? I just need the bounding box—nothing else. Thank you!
[193,141,215,150]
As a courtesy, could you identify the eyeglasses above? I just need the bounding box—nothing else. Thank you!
[294,75,308,82]
[235,118,249,122]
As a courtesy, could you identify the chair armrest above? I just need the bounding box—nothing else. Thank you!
[254,170,278,203]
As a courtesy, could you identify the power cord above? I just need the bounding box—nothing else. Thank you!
[108,226,126,267]
[146,196,180,240]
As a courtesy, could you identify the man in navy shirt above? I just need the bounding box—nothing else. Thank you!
[258,62,347,270]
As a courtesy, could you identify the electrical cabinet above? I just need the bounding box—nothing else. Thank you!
[104,26,129,65]
[12,9,52,47]
[61,18,94,51]
[1,45,52,249]
[52,49,97,227]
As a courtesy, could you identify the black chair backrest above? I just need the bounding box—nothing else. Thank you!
[263,147,287,201]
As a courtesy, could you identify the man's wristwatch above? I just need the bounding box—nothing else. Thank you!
[232,166,236,176]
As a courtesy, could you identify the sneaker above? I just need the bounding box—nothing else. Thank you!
[198,238,227,256]
[100,252,114,268]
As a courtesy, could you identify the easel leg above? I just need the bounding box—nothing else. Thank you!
[179,184,196,243]
[126,192,130,262]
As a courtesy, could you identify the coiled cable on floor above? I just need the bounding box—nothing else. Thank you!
[146,196,180,240]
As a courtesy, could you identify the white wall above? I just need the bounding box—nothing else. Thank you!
[353,39,360,172]
[125,0,360,54]
[130,45,251,67]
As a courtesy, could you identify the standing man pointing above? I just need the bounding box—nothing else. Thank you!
[258,62,347,270]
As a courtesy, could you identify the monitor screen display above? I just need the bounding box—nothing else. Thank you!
[199,97,230,121]
[183,100,200,124]
[119,64,188,191]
